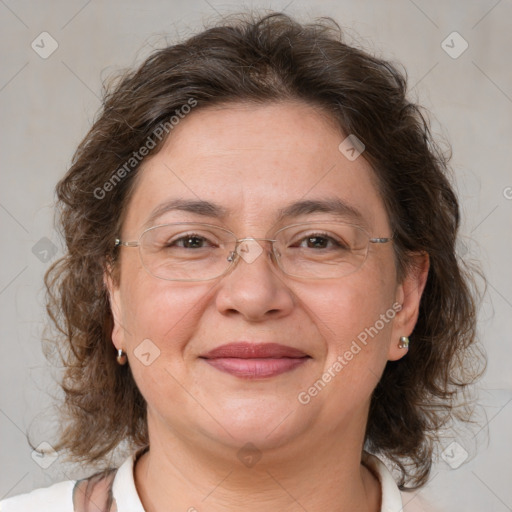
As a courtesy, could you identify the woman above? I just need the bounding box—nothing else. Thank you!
[1,11,483,512]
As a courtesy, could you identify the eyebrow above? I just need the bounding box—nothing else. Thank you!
[276,198,364,224]
[144,199,229,228]
[144,197,365,228]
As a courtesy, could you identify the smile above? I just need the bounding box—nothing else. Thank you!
[200,342,311,379]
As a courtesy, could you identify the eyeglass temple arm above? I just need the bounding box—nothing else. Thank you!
[114,239,139,247]
[369,237,393,244]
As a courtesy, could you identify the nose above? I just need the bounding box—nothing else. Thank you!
[214,237,295,322]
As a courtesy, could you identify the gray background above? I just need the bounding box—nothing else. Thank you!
[0,0,511,510]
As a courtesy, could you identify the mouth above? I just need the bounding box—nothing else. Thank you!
[199,342,311,379]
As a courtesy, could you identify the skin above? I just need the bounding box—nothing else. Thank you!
[106,101,429,512]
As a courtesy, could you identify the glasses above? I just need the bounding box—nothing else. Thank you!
[114,221,392,281]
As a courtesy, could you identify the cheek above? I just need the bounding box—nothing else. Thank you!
[118,276,211,406]
[118,260,210,355]
[304,267,395,346]
[308,261,397,383]
[291,270,398,422]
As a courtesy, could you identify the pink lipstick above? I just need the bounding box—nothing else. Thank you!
[200,342,310,379]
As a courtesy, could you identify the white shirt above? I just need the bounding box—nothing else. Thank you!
[0,450,405,511]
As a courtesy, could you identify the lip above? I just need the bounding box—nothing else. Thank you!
[200,342,310,379]
[202,342,308,359]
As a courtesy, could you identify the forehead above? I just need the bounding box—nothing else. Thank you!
[122,101,390,235]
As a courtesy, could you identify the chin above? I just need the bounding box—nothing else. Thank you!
[200,398,315,453]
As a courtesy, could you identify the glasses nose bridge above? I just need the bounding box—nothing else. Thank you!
[227,236,280,267]
[235,237,279,255]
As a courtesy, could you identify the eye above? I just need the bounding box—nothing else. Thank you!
[295,233,348,250]
[166,233,217,249]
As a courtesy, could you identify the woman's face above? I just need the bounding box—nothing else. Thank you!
[108,101,425,455]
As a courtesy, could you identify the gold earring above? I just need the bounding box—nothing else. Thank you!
[398,336,409,349]
[117,348,127,365]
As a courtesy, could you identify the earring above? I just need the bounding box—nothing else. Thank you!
[117,348,127,365]
[398,336,409,349]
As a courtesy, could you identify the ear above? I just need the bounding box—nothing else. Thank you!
[104,264,126,352]
[388,252,429,361]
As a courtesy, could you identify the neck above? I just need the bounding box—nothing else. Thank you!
[134,412,381,512]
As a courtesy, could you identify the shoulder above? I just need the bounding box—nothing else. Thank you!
[0,480,75,512]
[0,467,118,512]
[0,448,146,512]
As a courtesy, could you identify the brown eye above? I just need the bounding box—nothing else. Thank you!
[295,233,348,250]
[304,235,331,249]
[170,235,211,249]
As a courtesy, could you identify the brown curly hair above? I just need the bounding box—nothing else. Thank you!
[40,11,484,489]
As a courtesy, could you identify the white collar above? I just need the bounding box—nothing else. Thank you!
[112,449,403,511]
[362,452,404,511]
[111,447,146,511]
